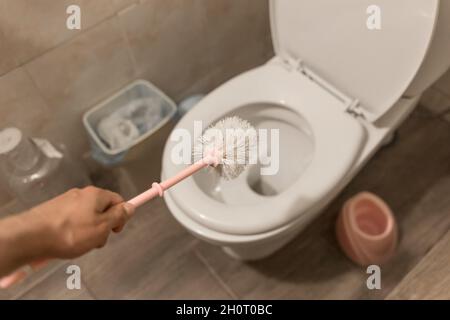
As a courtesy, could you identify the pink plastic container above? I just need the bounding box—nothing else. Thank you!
[336,192,398,266]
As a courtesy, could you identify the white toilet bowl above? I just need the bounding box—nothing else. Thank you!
[162,0,450,260]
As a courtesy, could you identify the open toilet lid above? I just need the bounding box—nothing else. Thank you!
[271,0,439,121]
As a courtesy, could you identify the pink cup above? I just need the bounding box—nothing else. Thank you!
[336,192,398,266]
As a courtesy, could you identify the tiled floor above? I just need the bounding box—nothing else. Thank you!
[2,105,450,300]
[387,229,450,300]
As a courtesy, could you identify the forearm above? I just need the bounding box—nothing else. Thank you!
[0,187,132,280]
[0,210,52,277]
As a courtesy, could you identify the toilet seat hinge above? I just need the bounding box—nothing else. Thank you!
[281,56,305,73]
[277,55,368,120]
[346,99,366,119]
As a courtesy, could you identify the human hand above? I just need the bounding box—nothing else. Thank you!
[30,186,135,259]
[0,186,135,288]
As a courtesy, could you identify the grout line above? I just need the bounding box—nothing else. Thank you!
[22,65,57,136]
[23,19,137,118]
[194,249,239,300]
[176,70,215,102]
[9,18,112,74]
[69,257,100,300]
[115,11,140,76]
[81,276,99,300]
[0,1,140,79]
[22,65,52,109]
[116,2,139,16]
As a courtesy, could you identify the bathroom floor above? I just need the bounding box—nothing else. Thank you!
[1,105,450,300]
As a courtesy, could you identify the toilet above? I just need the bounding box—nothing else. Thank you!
[162,0,450,260]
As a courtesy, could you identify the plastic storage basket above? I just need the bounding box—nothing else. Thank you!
[83,80,177,166]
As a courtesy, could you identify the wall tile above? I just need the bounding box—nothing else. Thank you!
[0,28,20,76]
[209,37,274,90]
[0,68,50,134]
[0,0,117,70]
[118,0,213,101]
[203,0,272,84]
[0,1,274,160]
[25,17,135,156]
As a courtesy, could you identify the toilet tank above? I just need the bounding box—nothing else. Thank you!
[404,0,450,96]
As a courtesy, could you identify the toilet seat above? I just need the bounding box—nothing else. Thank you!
[161,0,450,259]
[163,62,366,235]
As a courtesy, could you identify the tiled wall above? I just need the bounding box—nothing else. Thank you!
[0,0,449,209]
[0,0,273,207]
[0,0,272,152]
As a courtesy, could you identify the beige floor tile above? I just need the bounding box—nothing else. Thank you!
[113,0,139,12]
[195,107,450,299]
[72,136,231,299]
[0,260,64,300]
[75,198,231,299]
[17,263,94,300]
[387,230,450,300]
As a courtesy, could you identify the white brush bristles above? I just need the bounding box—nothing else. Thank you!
[193,116,258,180]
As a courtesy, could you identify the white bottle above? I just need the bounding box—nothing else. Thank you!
[0,127,91,207]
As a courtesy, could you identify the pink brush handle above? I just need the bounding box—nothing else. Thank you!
[0,157,218,288]
[127,155,218,208]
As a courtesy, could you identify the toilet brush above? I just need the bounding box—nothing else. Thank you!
[0,116,257,289]
[128,116,258,208]
[127,153,219,207]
